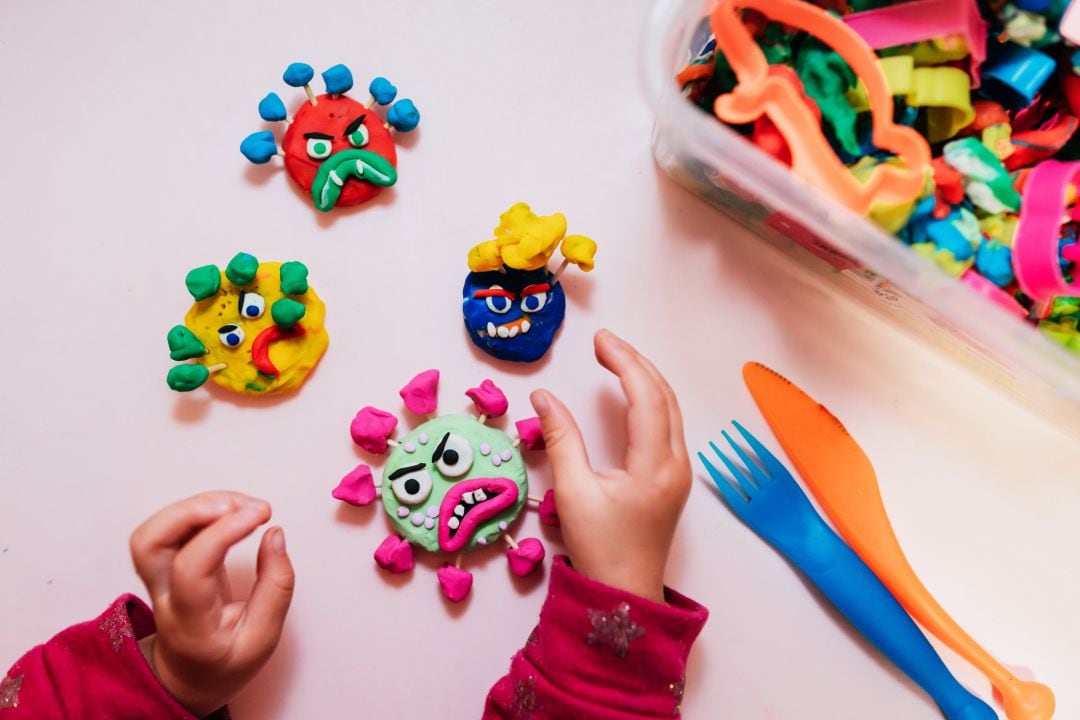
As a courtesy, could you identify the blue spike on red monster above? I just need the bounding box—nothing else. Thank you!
[240,63,420,212]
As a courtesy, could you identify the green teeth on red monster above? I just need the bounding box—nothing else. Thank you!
[311,149,397,212]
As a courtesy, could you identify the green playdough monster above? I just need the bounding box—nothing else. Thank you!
[332,370,559,603]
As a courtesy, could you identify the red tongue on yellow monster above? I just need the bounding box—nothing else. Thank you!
[252,324,306,377]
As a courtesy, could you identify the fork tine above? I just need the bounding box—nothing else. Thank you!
[697,451,748,505]
[709,441,757,497]
[733,421,787,479]
[721,430,769,488]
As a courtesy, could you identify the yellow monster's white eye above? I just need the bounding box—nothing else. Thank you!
[218,324,245,348]
[306,135,333,160]
[239,291,266,319]
[389,464,432,506]
[433,433,474,478]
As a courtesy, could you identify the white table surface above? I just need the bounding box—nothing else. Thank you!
[1,1,1076,718]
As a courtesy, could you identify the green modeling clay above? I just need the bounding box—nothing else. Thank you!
[796,42,861,157]
[167,364,210,392]
[167,325,207,361]
[271,297,306,328]
[279,261,310,295]
[225,252,260,286]
[185,265,221,301]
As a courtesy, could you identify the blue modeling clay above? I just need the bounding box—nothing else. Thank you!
[981,43,1056,110]
[258,93,287,122]
[898,195,936,245]
[369,77,398,106]
[1015,0,1052,12]
[240,131,278,164]
[387,99,420,132]
[283,62,314,87]
[462,268,566,363]
[927,218,976,262]
[975,241,1015,287]
[322,64,354,95]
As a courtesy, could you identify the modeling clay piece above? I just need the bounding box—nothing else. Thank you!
[980,43,1056,111]
[332,371,555,602]
[462,203,597,363]
[240,62,420,212]
[165,253,328,396]
[710,0,931,214]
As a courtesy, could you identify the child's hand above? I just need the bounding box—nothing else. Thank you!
[129,491,294,717]
[531,330,691,603]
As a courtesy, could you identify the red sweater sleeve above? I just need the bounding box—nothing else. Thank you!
[0,595,205,720]
[483,556,708,719]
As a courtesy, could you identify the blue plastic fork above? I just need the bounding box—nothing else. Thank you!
[699,422,997,720]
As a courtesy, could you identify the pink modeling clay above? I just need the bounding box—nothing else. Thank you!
[538,489,560,527]
[399,369,440,415]
[332,464,378,506]
[437,565,474,602]
[350,406,398,454]
[507,538,546,577]
[514,416,545,450]
[374,535,415,574]
[466,379,509,418]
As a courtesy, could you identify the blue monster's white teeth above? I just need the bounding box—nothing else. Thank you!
[483,319,532,339]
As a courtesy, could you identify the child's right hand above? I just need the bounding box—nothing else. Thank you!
[129,492,294,717]
[531,330,692,603]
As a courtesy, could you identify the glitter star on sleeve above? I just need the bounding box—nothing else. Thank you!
[510,676,537,717]
[586,602,645,658]
[0,673,23,709]
[98,602,135,653]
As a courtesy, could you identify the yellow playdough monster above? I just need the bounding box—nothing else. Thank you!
[165,252,328,396]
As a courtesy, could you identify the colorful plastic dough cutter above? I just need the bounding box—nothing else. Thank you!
[710,0,931,215]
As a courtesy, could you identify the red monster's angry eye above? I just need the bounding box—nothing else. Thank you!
[282,95,398,210]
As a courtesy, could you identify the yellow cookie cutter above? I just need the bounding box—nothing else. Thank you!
[847,56,974,143]
[711,0,931,214]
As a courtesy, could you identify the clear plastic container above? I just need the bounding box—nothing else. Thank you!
[641,0,1080,434]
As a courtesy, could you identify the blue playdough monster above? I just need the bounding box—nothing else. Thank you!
[461,203,597,363]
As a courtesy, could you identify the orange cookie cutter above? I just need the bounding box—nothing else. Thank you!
[710,0,931,215]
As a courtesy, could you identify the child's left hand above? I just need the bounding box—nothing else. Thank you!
[128,491,294,717]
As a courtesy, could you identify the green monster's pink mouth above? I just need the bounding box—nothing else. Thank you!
[438,477,519,552]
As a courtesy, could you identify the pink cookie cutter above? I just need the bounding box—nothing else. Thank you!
[1013,160,1080,302]
[843,0,987,87]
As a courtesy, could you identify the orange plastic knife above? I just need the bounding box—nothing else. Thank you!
[743,361,1054,720]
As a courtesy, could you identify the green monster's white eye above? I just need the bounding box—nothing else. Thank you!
[348,124,370,148]
[305,135,334,160]
[239,291,266,319]
[218,324,245,348]
[433,433,474,478]
[390,465,432,505]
